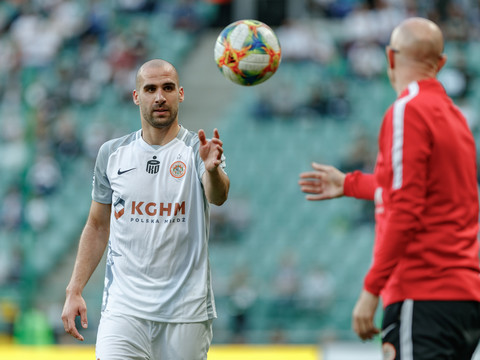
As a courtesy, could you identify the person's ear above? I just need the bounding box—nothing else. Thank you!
[436,54,447,73]
[178,87,184,103]
[133,89,139,105]
[386,47,395,70]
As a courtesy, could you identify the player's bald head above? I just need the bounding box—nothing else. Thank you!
[390,17,444,69]
[135,59,179,90]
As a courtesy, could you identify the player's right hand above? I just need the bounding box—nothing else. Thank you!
[61,293,88,341]
[298,162,346,200]
[198,128,224,172]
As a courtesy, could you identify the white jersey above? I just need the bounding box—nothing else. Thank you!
[92,126,224,322]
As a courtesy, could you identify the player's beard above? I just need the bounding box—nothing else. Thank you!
[141,103,178,129]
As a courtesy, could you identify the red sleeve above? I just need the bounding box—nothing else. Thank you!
[364,100,428,295]
[343,171,375,200]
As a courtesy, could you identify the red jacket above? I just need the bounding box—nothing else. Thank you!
[344,78,480,307]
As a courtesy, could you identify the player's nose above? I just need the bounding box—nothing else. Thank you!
[155,91,166,103]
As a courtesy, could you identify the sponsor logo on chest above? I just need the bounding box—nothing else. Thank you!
[114,198,187,225]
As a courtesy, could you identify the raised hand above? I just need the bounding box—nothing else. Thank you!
[298,162,346,200]
[198,128,229,205]
[198,128,224,172]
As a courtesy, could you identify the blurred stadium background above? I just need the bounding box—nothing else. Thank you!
[0,0,480,359]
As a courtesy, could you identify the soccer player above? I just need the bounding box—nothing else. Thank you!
[61,59,230,359]
[299,18,480,359]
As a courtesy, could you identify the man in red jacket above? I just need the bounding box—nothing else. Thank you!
[299,17,480,359]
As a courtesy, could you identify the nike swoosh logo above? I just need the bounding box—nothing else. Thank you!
[117,168,136,175]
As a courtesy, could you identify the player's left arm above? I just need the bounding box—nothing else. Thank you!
[364,105,429,295]
[199,128,230,205]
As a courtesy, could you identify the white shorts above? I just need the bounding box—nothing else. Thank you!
[95,311,213,360]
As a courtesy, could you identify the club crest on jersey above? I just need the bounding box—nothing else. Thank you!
[170,161,186,178]
[146,156,160,174]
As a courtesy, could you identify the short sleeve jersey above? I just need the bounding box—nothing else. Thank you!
[92,126,224,322]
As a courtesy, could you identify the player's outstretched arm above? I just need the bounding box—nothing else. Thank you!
[199,128,230,206]
[61,201,111,341]
[299,162,346,200]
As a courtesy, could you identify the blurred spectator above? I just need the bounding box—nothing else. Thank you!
[439,2,469,42]
[107,31,148,100]
[10,9,62,68]
[172,0,204,33]
[0,186,23,231]
[326,79,351,120]
[298,265,335,313]
[341,0,406,79]
[228,268,257,343]
[27,155,62,196]
[0,113,28,173]
[346,40,385,78]
[0,35,20,78]
[299,86,329,119]
[48,0,86,41]
[276,19,335,63]
[272,252,300,311]
[339,133,376,173]
[264,84,298,119]
[342,0,406,45]
[51,112,83,163]
[25,196,50,231]
[81,0,110,45]
[300,80,351,120]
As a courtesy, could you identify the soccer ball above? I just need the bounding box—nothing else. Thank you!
[214,19,282,86]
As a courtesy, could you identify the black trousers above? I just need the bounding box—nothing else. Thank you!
[381,300,480,360]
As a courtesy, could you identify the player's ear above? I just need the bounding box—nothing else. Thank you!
[179,87,184,103]
[436,54,447,73]
[133,89,140,105]
[386,47,395,69]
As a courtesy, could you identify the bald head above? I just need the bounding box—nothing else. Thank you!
[135,59,179,90]
[390,17,444,69]
[386,17,447,94]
